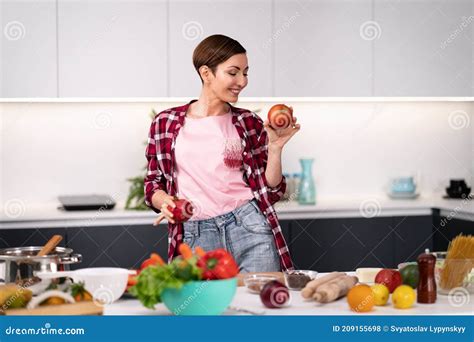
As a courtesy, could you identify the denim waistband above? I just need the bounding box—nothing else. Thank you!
[184,199,258,230]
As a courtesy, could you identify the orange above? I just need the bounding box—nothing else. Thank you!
[347,284,375,313]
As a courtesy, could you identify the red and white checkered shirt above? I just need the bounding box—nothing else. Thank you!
[144,100,294,271]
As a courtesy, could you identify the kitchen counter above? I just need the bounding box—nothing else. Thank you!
[104,273,474,316]
[1,195,473,229]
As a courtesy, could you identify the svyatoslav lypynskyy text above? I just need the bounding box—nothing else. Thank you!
[391,325,466,334]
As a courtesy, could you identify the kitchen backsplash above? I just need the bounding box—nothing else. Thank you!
[0,99,472,205]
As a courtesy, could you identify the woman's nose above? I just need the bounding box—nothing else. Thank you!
[237,75,247,88]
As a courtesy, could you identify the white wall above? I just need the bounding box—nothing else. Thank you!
[1,99,472,206]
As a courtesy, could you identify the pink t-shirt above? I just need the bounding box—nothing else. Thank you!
[175,112,254,220]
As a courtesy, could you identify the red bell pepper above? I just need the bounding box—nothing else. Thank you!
[197,249,239,280]
[139,253,165,271]
[127,274,138,287]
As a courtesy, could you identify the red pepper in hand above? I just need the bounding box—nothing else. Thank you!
[197,249,239,280]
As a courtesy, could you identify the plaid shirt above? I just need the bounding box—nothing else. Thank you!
[144,100,294,271]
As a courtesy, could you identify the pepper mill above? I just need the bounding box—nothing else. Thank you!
[417,249,437,303]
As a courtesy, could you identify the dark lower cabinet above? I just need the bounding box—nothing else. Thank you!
[432,215,474,252]
[287,217,394,272]
[279,220,291,249]
[0,228,67,249]
[0,225,168,270]
[287,219,331,271]
[393,216,433,265]
[0,214,472,271]
[67,224,168,270]
[286,216,437,272]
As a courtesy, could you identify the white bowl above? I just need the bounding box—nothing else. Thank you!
[36,267,135,304]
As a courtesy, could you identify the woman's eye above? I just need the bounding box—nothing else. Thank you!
[228,71,248,77]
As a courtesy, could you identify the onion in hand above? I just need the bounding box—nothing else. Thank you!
[267,104,293,130]
[168,198,194,223]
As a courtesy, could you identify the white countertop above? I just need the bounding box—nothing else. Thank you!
[104,273,474,316]
[1,195,473,229]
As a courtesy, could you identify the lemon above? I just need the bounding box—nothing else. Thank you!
[392,285,416,309]
[370,284,389,306]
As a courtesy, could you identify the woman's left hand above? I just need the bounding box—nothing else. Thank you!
[263,108,301,149]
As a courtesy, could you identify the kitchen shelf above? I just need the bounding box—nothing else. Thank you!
[1,196,472,229]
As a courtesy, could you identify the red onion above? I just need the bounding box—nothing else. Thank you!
[168,199,194,223]
[260,280,290,308]
[268,104,293,130]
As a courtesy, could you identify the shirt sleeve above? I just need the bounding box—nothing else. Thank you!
[252,114,287,205]
[144,118,167,214]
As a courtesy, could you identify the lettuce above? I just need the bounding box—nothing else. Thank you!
[129,256,202,309]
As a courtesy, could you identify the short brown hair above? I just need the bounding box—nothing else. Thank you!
[193,34,246,82]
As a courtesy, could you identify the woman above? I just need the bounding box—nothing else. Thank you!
[144,34,300,272]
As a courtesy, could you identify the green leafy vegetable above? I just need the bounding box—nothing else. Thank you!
[128,256,202,309]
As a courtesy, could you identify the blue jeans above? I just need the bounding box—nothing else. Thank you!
[183,199,281,272]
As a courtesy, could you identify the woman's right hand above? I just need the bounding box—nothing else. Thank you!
[152,191,176,225]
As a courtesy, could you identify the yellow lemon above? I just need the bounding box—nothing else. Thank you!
[392,285,416,309]
[370,284,389,306]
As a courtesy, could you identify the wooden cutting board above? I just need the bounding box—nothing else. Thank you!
[237,272,284,286]
[3,301,103,316]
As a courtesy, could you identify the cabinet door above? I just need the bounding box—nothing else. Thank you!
[0,228,67,249]
[330,217,394,271]
[58,0,167,97]
[288,219,335,272]
[1,0,57,97]
[433,217,474,252]
[392,216,433,265]
[274,0,372,96]
[66,224,168,270]
[168,0,272,97]
[279,219,291,249]
[289,217,394,272]
[374,0,472,96]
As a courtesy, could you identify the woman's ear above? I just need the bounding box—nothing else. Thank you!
[199,65,211,84]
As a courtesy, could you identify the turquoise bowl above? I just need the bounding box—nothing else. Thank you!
[161,278,237,315]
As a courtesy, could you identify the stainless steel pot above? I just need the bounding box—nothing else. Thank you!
[0,246,82,294]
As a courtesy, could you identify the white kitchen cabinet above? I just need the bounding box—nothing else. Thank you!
[168,0,273,97]
[273,0,373,97]
[374,0,472,96]
[1,0,57,97]
[57,0,167,97]
[0,4,3,97]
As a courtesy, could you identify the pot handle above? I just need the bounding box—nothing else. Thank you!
[59,254,82,264]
